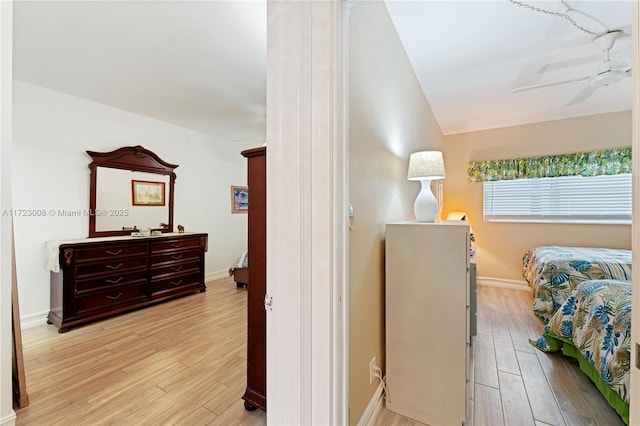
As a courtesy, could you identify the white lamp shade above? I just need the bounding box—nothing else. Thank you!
[407,151,445,180]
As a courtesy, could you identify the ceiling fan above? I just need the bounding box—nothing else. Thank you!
[512,30,632,106]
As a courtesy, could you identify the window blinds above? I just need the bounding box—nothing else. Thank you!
[483,174,632,224]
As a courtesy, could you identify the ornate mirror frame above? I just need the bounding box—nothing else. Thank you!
[87,145,178,237]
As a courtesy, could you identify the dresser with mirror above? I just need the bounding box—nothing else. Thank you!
[47,146,208,332]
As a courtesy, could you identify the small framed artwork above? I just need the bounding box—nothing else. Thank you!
[132,180,166,206]
[231,185,249,214]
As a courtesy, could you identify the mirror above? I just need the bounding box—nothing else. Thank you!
[87,145,178,237]
[95,168,171,232]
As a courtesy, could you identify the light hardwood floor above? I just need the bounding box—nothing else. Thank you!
[376,285,626,426]
[16,281,626,425]
[15,276,266,426]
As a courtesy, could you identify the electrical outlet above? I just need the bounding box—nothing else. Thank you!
[369,356,377,384]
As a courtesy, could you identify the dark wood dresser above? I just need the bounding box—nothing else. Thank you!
[47,232,207,333]
[241,146,266,411]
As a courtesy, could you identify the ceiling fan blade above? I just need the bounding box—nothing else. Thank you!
[566,85,599,106]
[511,56,553,90]
[541,54,602,73]
[512,75,591,93]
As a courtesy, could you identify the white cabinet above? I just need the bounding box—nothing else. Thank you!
[385,221,471,426]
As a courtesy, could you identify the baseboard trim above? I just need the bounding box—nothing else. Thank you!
[477,276,530,291]
[0,412,16,426]
[357,382,384,426]
[206,269,230,283]
[20,310,49,330]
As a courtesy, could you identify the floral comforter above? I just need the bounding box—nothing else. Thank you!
[522,246,631,323]
[531,279,631,421]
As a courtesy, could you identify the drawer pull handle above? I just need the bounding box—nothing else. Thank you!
[106,263,123,270]
[171,243,183,248]
[106,277,123,284]
[106,293,123,300]
[171,255,183,260]
[171,280,183,286]
[106,249,123,256]
[172,266,183,272]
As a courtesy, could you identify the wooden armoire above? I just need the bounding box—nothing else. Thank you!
[241,146,266,411]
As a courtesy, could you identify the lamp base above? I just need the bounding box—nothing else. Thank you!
[414,179,438,222]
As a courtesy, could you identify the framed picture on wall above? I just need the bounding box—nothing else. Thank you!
[231,185,248,214]
[132,180,166,206]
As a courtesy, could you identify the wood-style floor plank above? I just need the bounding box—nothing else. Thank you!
[499,370,535,426]
[474,383,504,426]
[14,277,266,426]
[516,350,565,426]
[474,332,499,389]
[494,334,520,375]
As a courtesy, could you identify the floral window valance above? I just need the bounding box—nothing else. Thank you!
[467,147,632,183]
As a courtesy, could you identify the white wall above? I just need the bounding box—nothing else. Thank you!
[12,80,253,324]
[348,1,445,422]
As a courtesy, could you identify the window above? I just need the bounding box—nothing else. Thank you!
[483,174,632,224]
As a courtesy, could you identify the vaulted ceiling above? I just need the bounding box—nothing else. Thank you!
[386,0,633,135]
[12,1,634,139]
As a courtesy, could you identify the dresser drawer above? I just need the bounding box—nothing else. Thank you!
[151,249,202,266]
[151,258,201,279]
[75,284,147,315]
[76,270,148,294]
[151,237,202,254]
[151,271,201,294]
[74,243,148,263]
[76,256,148,279]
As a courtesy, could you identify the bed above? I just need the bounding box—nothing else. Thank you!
[531,279,631,424]
[522,246,631,323]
